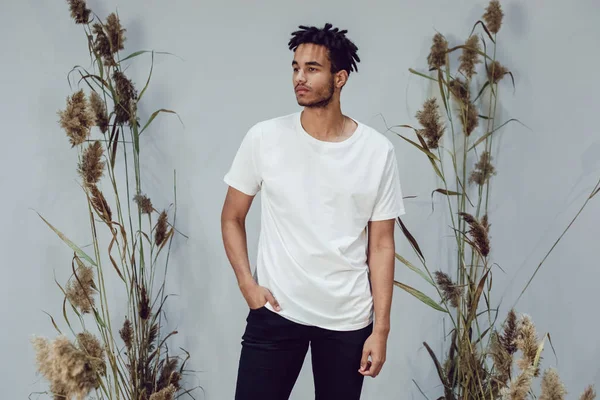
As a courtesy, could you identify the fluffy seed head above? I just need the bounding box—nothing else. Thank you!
[66,264,96,314]
[427,33,448,70]
[58,90,96,147]
[434,271,462,308]
[416,98,445,149]
[469,151,497,186]
[67,0,91,24]
[483,0,504,34]
[459,35,482,80]
[78,141,105,187]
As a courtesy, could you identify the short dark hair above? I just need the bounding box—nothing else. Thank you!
[288,23,360,76]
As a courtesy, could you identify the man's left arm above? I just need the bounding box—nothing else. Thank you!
[359,218,396,378]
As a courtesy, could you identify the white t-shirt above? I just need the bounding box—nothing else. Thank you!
[224,111,406,331]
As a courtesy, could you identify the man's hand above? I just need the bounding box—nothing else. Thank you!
[359,331,388,378]
[240,280,281,311]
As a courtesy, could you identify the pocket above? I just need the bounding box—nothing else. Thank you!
[249,301,268,311]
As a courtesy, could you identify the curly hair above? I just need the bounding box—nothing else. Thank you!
[288,23,360,76]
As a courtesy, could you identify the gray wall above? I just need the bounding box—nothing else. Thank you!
[2,0,599,398]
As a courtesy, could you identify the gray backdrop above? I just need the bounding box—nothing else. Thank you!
[2,0,599,398]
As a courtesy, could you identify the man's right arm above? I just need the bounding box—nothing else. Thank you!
[221,186,281,311]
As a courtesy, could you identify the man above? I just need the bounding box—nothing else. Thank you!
[221,22,406,400]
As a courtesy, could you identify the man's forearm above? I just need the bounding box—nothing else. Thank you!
[221,218,255,289]
[368,245,395,335]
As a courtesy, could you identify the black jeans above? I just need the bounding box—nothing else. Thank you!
[234,306,373,400]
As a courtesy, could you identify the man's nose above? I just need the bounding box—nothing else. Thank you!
[295,70,306,84]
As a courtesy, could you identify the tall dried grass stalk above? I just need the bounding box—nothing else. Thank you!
[32,2,195,399]
[390,1,598,398]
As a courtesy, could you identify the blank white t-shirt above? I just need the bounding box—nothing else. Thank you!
[224,111,406,331]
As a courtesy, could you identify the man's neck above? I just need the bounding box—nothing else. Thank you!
[300,106,356,142]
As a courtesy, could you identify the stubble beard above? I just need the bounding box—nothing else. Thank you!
[297,78,335,109]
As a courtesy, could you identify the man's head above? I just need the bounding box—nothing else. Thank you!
[288,23,360,109]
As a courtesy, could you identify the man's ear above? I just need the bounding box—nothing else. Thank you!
[336,70,348,89]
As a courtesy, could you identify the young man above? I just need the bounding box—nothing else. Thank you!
[221,23,406,400]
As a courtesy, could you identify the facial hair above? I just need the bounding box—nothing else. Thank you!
[297,77,335,109]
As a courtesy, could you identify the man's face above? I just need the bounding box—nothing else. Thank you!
[292,43,339,108]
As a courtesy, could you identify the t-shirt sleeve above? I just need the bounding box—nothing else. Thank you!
[369,146,406,221]
[223,124,262,196]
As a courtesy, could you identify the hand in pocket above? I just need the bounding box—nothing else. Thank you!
[241,281,281,311]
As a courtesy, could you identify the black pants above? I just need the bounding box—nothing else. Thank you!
[234,306,373,400]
